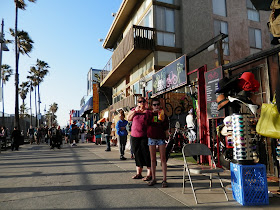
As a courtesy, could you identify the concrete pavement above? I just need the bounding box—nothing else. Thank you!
[0,142,279,209]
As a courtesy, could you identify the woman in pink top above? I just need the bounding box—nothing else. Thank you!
[127,96,151,181]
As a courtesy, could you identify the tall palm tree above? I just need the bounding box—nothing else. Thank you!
[19,81,29,134]
[12,0,36,129]
[19,81,29,105]
[26,75,35,126]
[10,28,34,129]
[34,59,49,117]
[49,102,58,126]
[20,103,29,119]
[1,64,13,125]
[28,66,39,126]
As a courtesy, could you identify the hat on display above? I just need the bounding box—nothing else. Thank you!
[238,72,260,92]
[228,96,258,116]
[221,126,233,136]
[215,75,239,94]
[217,94,230,111]
[234,90,253,104]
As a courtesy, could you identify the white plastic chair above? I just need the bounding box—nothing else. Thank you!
[182,143,229,204]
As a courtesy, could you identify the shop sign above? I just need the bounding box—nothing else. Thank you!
[204,66,225,119]
[92,83,99,113]
[152,55,187,96]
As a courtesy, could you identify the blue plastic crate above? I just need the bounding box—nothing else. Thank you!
[230,163,269,206]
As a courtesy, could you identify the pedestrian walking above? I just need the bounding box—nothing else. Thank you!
[94,124,102,145]
[104,118,112,151]
[27,125,35,144]
[65,125,70,144]
[147,98,169,187]
[49,124,58,149]
[116,111,128,160]
[80,123,86,143]
[11,126,21,151]
[70,121,79,146]
[56,125,63,149]
[127,96,152,181]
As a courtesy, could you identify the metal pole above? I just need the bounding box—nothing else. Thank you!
[0,19,4,91]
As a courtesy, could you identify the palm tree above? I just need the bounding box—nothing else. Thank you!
[12,0,36,129]
[19,103,29,119]
[19,81,29,135]
[34,59,49,117]
[28,66,39,126]
[10,28,34,129]
[27,68,37,126]
[19,81,29,105]
[1,64,13,125]
[49,102,58,126]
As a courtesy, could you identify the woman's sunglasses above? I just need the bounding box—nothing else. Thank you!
[138,100,145,103]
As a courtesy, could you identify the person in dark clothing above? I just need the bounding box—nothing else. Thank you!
[70,121,79,146]
[11,127,21,151]
[104,118,112,151]
[56,125,63,149]
[48,124,58,149]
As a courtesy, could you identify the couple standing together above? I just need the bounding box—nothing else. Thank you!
[128,96,169,188]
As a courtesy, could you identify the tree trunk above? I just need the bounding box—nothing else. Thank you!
[14,5,20,130]
[2,81,4,125]
[29,86,32,126]
[34,87,37,127]
[38,84,40,126]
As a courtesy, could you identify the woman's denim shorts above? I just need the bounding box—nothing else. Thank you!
[148,138,166,146]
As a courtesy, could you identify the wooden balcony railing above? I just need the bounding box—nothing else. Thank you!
[101,25,155,85]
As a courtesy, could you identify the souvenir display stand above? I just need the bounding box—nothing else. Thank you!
[231,114,255,165]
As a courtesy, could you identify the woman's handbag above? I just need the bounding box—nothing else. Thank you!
[256,94,280,139]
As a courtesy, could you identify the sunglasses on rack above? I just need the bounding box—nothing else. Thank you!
[235,147,246,151]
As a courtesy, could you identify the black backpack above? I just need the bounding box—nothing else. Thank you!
[51,127,57,137]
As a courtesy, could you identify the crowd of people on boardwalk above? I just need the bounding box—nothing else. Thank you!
[2,96,170,188]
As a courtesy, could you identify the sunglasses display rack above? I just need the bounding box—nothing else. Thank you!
[232,114,256,165]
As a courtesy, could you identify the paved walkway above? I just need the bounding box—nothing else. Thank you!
[0,142,279,209]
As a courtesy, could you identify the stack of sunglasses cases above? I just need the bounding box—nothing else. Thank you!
[232,114,256,165]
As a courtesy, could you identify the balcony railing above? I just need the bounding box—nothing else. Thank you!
[101,25,155,86]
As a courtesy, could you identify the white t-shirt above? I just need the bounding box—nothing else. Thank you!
[186,114,195,129]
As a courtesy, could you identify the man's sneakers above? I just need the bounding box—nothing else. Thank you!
[120,156,127,160]
[71,143,77,147]
[105,149,111,152]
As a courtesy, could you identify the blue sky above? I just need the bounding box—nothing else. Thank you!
[0,0,122,127]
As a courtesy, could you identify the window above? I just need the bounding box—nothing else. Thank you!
[246,0,260,22]
[249,27,262,49]
[156,6,175,47]
[140,10,153,28]
[133,82,141,94]
[214,20,229,55]
[157,0,174,4]
[212,0,227,17]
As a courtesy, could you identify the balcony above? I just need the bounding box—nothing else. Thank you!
[100,25,155,87]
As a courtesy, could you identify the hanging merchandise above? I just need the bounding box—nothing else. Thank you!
[256,94,280,139]
[268,0,280,45]
[232,114,258,165]
[237,72,260,92]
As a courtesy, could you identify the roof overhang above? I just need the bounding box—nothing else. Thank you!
[103,0,140,49]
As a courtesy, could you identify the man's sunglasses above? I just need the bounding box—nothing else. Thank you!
[152,103,160,106]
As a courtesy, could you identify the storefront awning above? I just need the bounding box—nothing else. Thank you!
[80,97,93,117]
[97,118,106,124]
